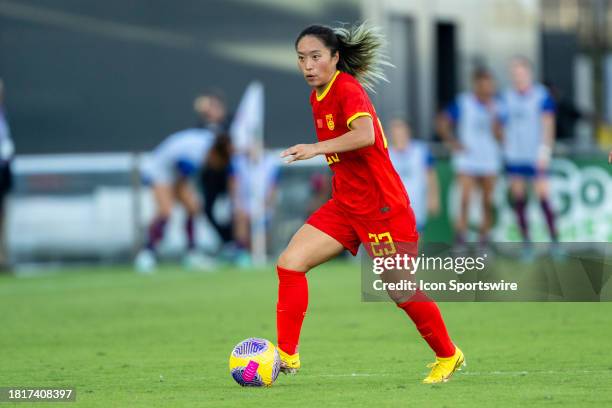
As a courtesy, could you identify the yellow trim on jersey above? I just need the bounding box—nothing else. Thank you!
[346,112,372,129]
[316,70,341,102]
[377,117,388,149]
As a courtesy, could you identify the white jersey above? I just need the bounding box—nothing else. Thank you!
[389,140,432,229]
[233,152,280,219]
[447,92,502,175]
[143,128,215,184]
[501,84,555,164]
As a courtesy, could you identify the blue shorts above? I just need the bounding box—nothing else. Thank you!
[505,163,548,179]
[141,158,196,187]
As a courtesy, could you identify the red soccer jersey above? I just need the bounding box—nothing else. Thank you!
[310,70,410,219]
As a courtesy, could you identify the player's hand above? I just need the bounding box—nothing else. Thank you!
[537,145,552,171]
[608,149,612,164]
[281,143,319,163]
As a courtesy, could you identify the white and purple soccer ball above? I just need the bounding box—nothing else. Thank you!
[229,338,281,387]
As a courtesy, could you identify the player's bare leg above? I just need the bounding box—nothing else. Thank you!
[276,224,344,374]
[233,209,251,265]
[135,184,174,273]
[509,177,533,260]
[175,179,213,269]
[278,224,344,272]
[534,176,561,258]
[509,177,528,239]
[455,173,474,251]
[175,179,200,250]
[153,183,175,227]
[478,175,496,252]
[151,184,175,247]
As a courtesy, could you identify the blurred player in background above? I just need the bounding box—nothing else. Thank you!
[135,124,215,273]
[0,79,14,271]
[276,23,464,384]
[306,172,332,216]
[194,91,230,134]
[389,117,439,232]
[438,68,502,251]
[200,133,235,250]
[196,92,239,255]
[501,57,558,259]
[231,143,280,266]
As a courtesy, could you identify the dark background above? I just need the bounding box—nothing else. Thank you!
[0,0,359,153]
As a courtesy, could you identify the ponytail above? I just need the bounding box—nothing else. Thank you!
[295,22,392,92]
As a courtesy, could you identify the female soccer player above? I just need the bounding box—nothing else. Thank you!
[389,117,440,232]
[276,23,464,384]
[135,127,215,273]
[501,57,558,260]
[438,68,503,250]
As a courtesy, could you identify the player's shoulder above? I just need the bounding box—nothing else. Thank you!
[411,139,427,150]
[335,71,365,94]
[337,71,358,84]
[412,140,430,156]
[457,92,472,105]
[533,83,551,98]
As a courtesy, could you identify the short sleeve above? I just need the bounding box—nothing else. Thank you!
[541,90,556,113]
[340,81,372,129]
[426,147,435,168]
[445,100,460,123]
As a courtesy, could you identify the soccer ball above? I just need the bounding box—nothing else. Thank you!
[229,338,281,387]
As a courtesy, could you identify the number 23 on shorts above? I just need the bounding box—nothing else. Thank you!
[368,232,396,257]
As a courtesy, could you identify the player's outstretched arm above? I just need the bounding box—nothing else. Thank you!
[281,116,375,163]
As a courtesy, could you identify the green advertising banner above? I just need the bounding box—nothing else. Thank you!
[422,157,612,243]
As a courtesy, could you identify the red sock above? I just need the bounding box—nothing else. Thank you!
[276,266,308,355]
[397,291,456,358]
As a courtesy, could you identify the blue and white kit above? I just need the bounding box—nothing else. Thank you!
[500,84,555,176]
[390,140,434,231]
[446,92,503,176]
[142,128,215,185]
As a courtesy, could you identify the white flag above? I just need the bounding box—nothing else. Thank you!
[230,81,264,153]
[230,81,268,265]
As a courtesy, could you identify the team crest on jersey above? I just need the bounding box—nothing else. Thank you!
[325,114,335,130]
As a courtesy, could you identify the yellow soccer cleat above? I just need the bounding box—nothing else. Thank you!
[422,347,465,384]
[278,348,301,375]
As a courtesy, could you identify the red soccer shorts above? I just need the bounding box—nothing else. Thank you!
[306,199,419,257]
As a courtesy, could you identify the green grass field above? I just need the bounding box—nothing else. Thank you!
[1,262,612,407]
